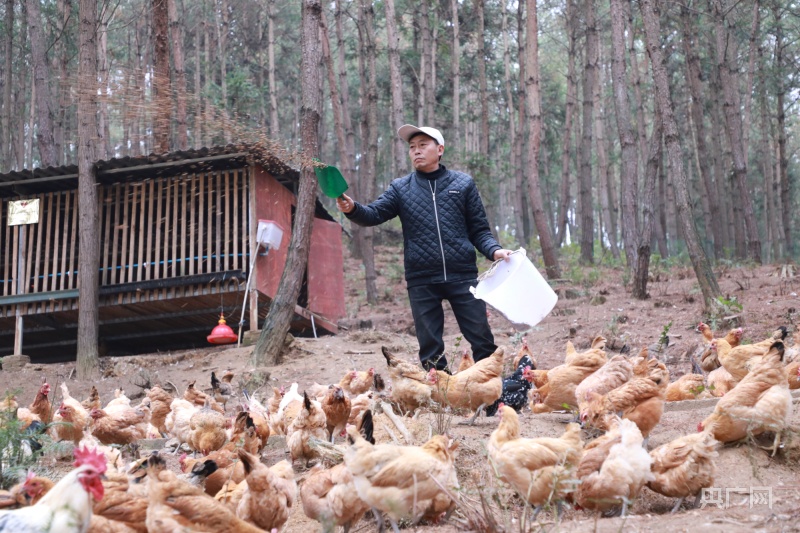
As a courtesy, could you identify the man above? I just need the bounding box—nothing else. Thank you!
[337,124,512,371]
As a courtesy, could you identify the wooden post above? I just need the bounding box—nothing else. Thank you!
[14,226,25,354]
[248,164,258,332]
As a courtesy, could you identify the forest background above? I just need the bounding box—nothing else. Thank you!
[0,0,799,312]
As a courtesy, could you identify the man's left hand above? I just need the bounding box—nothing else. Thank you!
[493,249,514,261]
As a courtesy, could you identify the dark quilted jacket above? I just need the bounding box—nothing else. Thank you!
[346,168,501,287]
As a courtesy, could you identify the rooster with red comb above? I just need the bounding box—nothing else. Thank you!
[0,445,106,532]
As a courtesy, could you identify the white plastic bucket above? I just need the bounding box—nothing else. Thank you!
[470,248,558,331]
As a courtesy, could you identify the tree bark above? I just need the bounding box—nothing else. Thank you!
[357,0,378,304]
[632,107,662,298]
[513,0,528,246]
[25,0,58,167]
[450,0,460,154]
[77,0,100,379]
[578,0,597,264]
[772,3,790,257]
[97,9,111,159]
[252,0,321,367]
[418,1,429,124]
[524,0,560,279]
[639,0,720,309]
[169,0,188,150]
[610,0,638,269]
[193,18,202,149]
[594,62,619,259]
[268,0,278,136]
[384,0,406,176]
[742,1,760,152]
[55,0,71,165]
[216,0,230,143]
[711,0,761,264]
[555,0,576,248]
[501,0,517,233]
[152,0,170,153]
[1,0,12,169]
[680,4,723,260]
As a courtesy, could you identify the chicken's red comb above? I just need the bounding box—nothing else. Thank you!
[73,445,107,474]
[25,471,35,482]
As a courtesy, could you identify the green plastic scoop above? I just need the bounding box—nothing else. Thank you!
[313,160,349,199]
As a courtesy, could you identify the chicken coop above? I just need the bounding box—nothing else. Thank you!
[0,146,345,362]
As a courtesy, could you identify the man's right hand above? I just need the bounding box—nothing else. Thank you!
[336,194,355,214]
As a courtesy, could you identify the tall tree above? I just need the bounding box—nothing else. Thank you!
[252,0,321,367]
[680,3,724,260]
[169,0,188,149]
[711,0,761,264]
[356,0,378,305]
[555,0,577,247]
[578,0,597,264]
[2,0,13,170]
[384,0,406,176]
[25,0,58,167]
[513,0,528,246]
[450,0,460,153]
[152,0,170,152]
[772,1,791,257]
[639,0,721,309]
[475,0,490,214]
[632,105,662,298]
[609,0,639,271]
[524,0,560,279]
[76,0,100,379]
[267,0,279,136]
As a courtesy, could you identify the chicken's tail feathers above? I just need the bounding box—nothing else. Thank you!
[381,346,396,367]
[191,459,219,478]
[776,326,789,340]
[303,391,312,411]
[211,372,220,389]
[237,448,259,474]
[373,372,386,392]
[359,409,375,444]
[769,341,786,362]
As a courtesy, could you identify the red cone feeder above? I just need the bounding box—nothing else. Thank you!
[207,313,238,345]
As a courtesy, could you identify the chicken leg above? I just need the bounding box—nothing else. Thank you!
[458,403,487,426]
[670,497,684,514]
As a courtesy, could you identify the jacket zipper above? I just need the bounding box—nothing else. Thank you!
[429,179,447,281]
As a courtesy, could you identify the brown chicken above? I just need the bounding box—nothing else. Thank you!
[235,450,297,531]
[81,387,102,412]
[785,361,800,390]
[184,381,224,414]
[144,455,264,533]
[582,356,668,438]
[188,399,228,455]
[214,479,247,511]
[699,341,792,454]
[343,426,459,527]
[0,473,55,509]
[347,392,375,426]
[456,348,475,373]
[53,383,90,444]
[241,391,271,449]
[718,327,789,382]
[665,373,714,401]
[427,346,504,423]
[15,381,53,430]
[211,371,235,410]
[530,340,607,414]
[287,392,328,465]
[488,406,582,514]
[647,431,718,512]
[181,448,245,498]
[301,464,369,533]
[576,417,654,517]
[381,346,433,412]
[321,385,351,441]
[90,405,149,446]
[143,386,173,437]
[576,354,634,418]
[698,326,743,372]
[92,478,148,533]
[339,368,375,397]
[512,336,535,370]
[266,387,283,417]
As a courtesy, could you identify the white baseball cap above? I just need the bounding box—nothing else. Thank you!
[397,124,445,146]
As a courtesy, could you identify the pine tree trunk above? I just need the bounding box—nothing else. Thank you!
[25,0,58,167]
[524,0,560,279]
[513,0,528,247]
[194,21,202,149]
[252,0,321,368]
[418,1,429,124]
[384,0,406,176]
[357,0,378,305]
[152,0,170,153]
[55,0,70,165]
[268,0,278,136]
[556,0,577,248]
[680,4,723,259]
[97,13,110,158]
[594,62,619,260]
[625,0,648,175]
[632,107,662,298]
[773,4,790,257]
[501,0,517,233]
[639,0,720,308]
[578,0,597,264]
[77,0,100,379]
[450,0,460,154]
[216,0,230,143]
[711,0,761,264]
[742,1,760,152]
[610,0,638,269]
[169,0,188,150]
[475,0,492,228]
[1,0,12,169]
[427,7,437,126]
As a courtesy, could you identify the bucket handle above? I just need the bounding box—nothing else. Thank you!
[477,248,526,282]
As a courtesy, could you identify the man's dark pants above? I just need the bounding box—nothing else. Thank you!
[408,279,497,371]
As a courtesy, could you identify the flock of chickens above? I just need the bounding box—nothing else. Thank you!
[0,322,797,532]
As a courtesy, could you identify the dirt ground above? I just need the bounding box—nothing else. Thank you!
[4,241,800,532]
